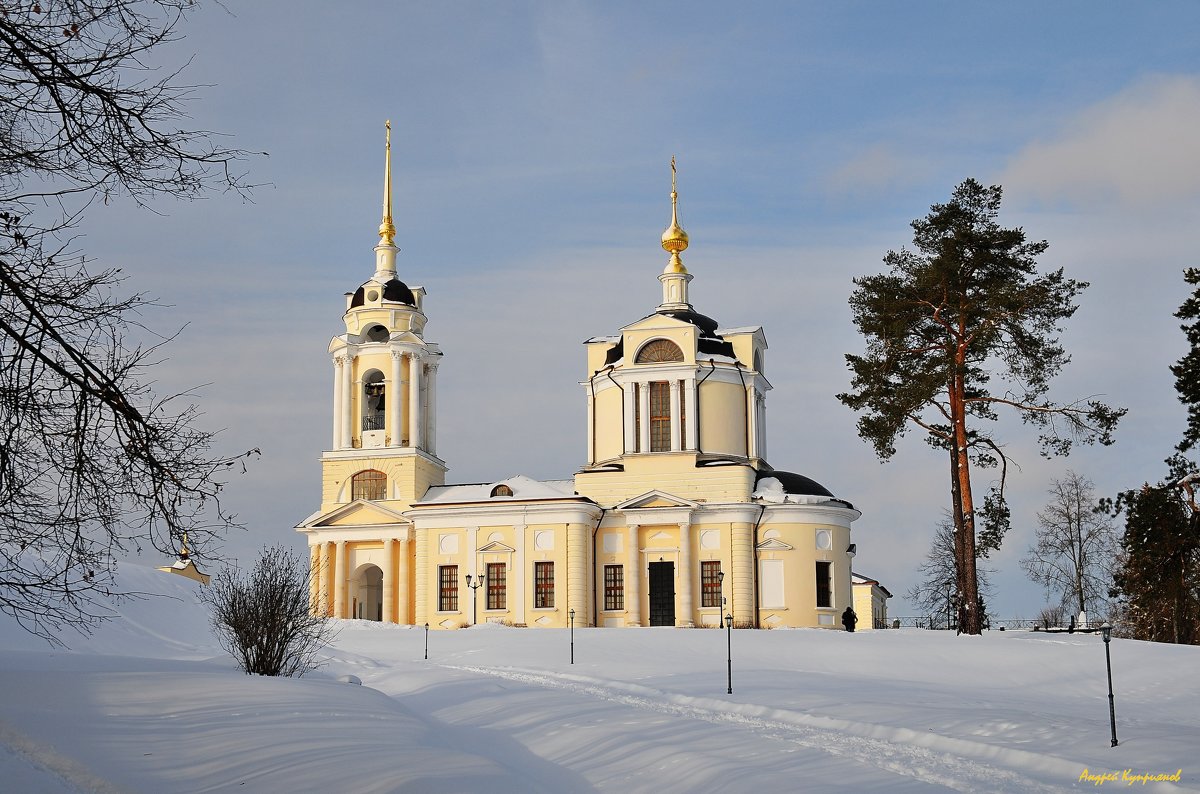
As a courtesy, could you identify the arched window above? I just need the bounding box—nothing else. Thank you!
[352,470,387,501]
[490,484,514,497]
[366,324,389,343]
[635,339,683,364]
[362,369,385,431]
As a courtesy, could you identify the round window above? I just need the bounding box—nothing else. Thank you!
[366,289,379,302]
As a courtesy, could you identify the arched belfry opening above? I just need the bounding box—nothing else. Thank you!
[362,369,385,431]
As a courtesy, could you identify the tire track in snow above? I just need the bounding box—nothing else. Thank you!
[444,664,1073,793]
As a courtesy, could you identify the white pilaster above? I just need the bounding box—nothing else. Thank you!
[398,537,411,624]
[627,524,641,626]
[332,357,343,450]
[426,360,438,456]
[408,353,423,450]
[677,523,693,626]
[389,351,403,448]
[669,380,681,452]
[747,385,758,459]
[339,354,353,449]
[585,388,595,464]
[638,383,650,453]
[684,377,697,450]
[383,538,396,623]
[333,539,347,618]
[514,524,527,627]
[623,383,636,453]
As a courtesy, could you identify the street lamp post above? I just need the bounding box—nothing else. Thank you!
[569,608,575,664]
[717,570,726,628]
[725,612,734,694]
[465,573,483,626]
[424,622,429,660]
[1101,622,1118,747]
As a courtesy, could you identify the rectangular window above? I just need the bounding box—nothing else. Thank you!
[649,381,671,452]
[604,565,624,611]
[534,561,554,608]
[815,561,832,608]
[487,562,506,610]
[701,560,723,608]
[438,565,459,612]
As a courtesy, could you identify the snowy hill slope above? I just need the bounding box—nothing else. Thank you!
[0,561,1196,792]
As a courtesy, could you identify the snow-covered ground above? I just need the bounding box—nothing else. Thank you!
[0,563,1196,793]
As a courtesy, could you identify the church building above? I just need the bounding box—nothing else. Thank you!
[296,128,865,629]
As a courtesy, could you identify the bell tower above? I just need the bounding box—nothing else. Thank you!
[320,121,447,512]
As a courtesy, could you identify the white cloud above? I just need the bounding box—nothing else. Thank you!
[1002,75,1200,208]
[824,144,921,197]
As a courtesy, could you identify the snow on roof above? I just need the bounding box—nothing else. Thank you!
[419,475,579,504]
[585,335,621,344]
[715,325,762,336]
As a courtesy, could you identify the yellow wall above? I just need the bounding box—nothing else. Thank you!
[698,380,747,457]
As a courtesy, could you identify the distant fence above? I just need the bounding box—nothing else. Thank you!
[885,617,1041,631]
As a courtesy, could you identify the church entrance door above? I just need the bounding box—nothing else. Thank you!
[648,561,675,626]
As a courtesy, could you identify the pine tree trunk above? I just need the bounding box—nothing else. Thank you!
[951,359,982,635]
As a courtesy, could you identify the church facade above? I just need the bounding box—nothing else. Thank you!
[296,132,865,630]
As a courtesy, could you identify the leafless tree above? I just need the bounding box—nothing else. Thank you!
[204,546,334,677]
[1021,471,1117,617]
[1,2,257,641]
[906,514,995,627]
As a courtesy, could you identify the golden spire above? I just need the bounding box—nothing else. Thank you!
[378,120,397,246]
[179,531,190,560]
[660,155,689,274]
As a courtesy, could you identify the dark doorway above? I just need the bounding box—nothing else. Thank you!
[648,561,675,626]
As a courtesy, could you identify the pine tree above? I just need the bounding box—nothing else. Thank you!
[839,179,1125,634]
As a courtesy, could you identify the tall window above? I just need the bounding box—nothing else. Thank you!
[487,562,506,610]
[438,565,459,611]
[701,561,723,608]
[604,565,624,611]
[534,561,554,608]
[649,381,670,452]
[815,561,832,608]
[351,469,386,501]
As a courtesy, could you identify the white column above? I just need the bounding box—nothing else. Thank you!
[397,537,411,624]
[383,539,396,623]
[638,383,650,453]
[426,361,438,456]
[758,394,767,462]
[626,524,641,626]
[333,539,347,618]
[389,352,402,448]
[669,380,681,452]
[339,355,353,449]
[332,357,343,450]
[414,529,429,625]
[747,385,758,458]
[623,382,636,453]
[309,543,322,615]
[684,377,697,450]
[512,525,526,626]
[408,353,423,451]
[585,388,595,464]
[677,522,693,626]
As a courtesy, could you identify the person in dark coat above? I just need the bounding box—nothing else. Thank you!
[841,606,857,632]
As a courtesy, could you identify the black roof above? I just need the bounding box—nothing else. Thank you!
[755,469,835,498]
[350,278,416,308]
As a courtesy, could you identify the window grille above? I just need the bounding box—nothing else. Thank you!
[487,563,506,610]
[439,565,459,612]
[701,561,723,608]
[649,381,670,452]
[534,561,554,608]
[351,470,386,501]
[604,565,624,611]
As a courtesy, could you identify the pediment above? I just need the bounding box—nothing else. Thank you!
[619,313,693,334]
[614,490,699,510]
[477,540,516,554]
[297,499,411,529]
[755,537,794,551]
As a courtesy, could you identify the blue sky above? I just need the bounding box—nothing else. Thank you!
[79,2,1200,618]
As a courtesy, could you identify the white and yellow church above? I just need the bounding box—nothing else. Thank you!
[296,130,885,630]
